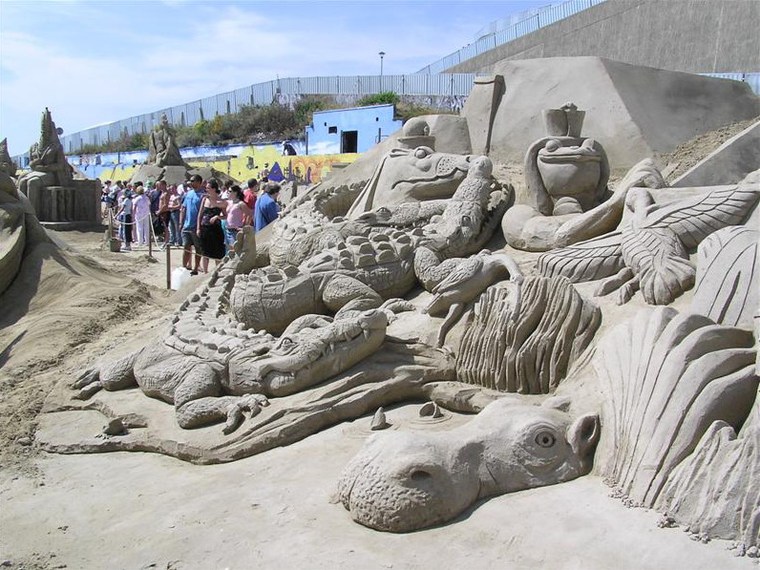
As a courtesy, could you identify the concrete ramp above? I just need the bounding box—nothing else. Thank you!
[464,57,760,168]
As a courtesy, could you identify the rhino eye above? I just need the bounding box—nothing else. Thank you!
[535,431,556,448]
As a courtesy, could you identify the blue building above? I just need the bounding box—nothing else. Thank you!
[305,104,402,155]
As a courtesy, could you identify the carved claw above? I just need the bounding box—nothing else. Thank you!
[74,381,103,400]
[380,298,415,317]
[222,394,270,435]
[594,267,634,298]
[615,277,640,305]
[73,368,103,400]
[73,367,99,389]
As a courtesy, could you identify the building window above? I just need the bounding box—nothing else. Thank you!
[328,126,338,134]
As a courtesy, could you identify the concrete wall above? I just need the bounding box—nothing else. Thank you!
[446,0,760,75]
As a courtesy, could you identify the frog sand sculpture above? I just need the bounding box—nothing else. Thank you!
[502,103,667,252]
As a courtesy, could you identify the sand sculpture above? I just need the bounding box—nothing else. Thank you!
[502,104,668,252]
[17,59,754,554]
[15,108,100,225]
[338,397,600,532]
[131,113,235,187]
[58,141,759,547]
[538,170,760,304]
[0,138,17,178]
[147,114,185,168]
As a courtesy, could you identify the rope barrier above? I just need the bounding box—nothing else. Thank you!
[106,208,239,289]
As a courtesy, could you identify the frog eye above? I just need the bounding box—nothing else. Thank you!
[545,139,561,152]
[535,431,556,448]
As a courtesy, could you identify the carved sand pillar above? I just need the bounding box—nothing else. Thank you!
[461,74,505,156]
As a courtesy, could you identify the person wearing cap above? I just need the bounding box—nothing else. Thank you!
[179,174,204,274]
[254,182,281,232]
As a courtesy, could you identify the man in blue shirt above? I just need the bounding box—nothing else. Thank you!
[254,183,281,232]
[179,174,204,274]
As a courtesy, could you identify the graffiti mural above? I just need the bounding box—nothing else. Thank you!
[65,142,358,185]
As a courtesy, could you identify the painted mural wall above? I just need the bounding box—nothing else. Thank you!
[68,141,358,184]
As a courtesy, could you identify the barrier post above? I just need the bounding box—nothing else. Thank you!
[166,244,172,290]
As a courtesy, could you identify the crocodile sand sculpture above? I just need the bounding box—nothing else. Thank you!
[74,240,394,432]
[231,154,516,334]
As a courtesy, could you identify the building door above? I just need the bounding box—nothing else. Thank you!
[341,130,358,153]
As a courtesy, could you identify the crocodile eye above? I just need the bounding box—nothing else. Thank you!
[535,431,556,448]
[414,147,430,159]
[545,139,560,152]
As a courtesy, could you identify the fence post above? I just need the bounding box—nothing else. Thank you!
[166,244,172,290]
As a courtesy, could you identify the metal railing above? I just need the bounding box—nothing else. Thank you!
[416,0,607,74]
[59,74,476,154]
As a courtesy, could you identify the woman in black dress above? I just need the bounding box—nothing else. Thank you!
[197,179,227,272]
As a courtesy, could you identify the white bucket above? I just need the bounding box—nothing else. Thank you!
[171,267,193,290]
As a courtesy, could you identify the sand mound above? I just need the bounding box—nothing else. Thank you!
[0,231,175,476]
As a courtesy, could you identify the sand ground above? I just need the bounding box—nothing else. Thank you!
[0,229,756,570]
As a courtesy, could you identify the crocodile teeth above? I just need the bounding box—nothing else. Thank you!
[329,342,335,353]
[363,329,371,340]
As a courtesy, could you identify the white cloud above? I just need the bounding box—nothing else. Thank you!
[1,1,539,155]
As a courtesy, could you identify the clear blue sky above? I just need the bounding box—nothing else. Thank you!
[0,0,551,155]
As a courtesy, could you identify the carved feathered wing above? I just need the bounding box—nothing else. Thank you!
[537,231,624,282]
[638,184,760,249]
[621,225,693,305]
[621,185,760,305]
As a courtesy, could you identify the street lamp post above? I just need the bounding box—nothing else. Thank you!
[379,51,385,90]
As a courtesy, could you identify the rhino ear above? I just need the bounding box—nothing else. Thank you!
[542,395,571,412]
[567,413,600,460]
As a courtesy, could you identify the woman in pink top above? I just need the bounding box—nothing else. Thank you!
[225,185,252,248]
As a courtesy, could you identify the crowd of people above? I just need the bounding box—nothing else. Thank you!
[101,175,281,272]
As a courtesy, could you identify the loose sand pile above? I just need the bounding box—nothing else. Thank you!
[1,122,758,568]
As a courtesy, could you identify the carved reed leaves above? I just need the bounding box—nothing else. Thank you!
[456,277,600,394]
